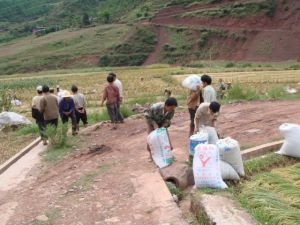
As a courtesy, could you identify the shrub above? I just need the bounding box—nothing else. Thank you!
[0,89,12,112]
[120,105,135,118]
[225,62,236,68]
[227,85,246,99]
[45,124,68,147]
[289,64,300,70]
[88,110,110,124]
[267,86,284,99]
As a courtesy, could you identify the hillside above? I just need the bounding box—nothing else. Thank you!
[0,0,300,75]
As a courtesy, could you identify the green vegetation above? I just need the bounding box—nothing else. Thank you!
[0,24,131,75]
[183,0,277,18]
[42,124,81,162]
[197,28,228,49]
[238,163,300,225]
[243,153,299,176]
[0,89,12,112]
[227,85,259,101]
[161,28,194,64]
[99,27,157,67]
[166,182,184,200]
[0,78,59,90]
[88,105,135,124]
[17,124,39,136]
[31,208,61,225]
[0,0,146,42]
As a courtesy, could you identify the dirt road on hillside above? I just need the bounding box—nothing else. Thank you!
[1,100,300,225]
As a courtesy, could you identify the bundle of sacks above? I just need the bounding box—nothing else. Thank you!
[190,126,245,189]
[182,74,202,91]
[147,127,173,168]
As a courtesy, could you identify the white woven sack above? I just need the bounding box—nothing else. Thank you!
[193,144,227,189]
[200,126,219,145]
[277,123,300,158]
[220,160,240,181]
[182,75,202,91]
[217,137,245,176]
[147,127,173,168]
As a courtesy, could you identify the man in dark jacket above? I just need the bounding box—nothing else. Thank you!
[59,91,77,135]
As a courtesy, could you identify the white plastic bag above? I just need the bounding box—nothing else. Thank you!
[200,126,219,145]
[182,75,202,91]
[147,127,173,168]
[193,144,227,189]
[189,131,208,157]
[217,137,245,176]
[220,160,240,181]
[277,123,300,158]
[0,111,32,130]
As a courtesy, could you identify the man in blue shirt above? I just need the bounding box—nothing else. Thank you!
[59,91,77,135]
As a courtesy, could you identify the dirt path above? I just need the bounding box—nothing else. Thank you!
[143,26,169,65]
[1,100,300,225]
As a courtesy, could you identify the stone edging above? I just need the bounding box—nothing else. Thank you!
[0,137,41,175]
[241,140,283,160]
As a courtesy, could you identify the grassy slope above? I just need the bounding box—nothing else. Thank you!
[0,24,132,74]
[0,0,299,74]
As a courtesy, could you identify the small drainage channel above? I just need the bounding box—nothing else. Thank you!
[160,141,299,225]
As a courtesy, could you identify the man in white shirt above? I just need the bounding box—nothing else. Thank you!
[201,74,216,103]
[71,85,88,132]
[194,101,220,133]
[110,72,124,123]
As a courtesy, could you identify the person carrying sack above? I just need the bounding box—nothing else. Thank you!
[144,97,178,161]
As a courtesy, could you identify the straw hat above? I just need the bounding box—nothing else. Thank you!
[63,91,72,98]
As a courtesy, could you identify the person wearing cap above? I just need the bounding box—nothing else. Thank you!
[56,85,65,102]
[201,74,217,103]
[71,85,88,131]
[194,101,221,133]
[59,90,77,135]
[40,85,59,128]
[32,86,47,145]
[101,75,122,129]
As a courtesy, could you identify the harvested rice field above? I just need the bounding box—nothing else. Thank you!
[238,163,300,225]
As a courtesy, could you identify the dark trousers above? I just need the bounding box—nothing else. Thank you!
[107,103,123,123]
[61,113,76,131]
[189,107,198,136]
[75,108,88,125]
[36,119,46,140]
[116,103,124,122]
[45,118,58,128]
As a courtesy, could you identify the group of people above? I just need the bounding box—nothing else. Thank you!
[144,74,221,160]
[31,84,88,145]
[32,73,124,145]
[32,71,220,156]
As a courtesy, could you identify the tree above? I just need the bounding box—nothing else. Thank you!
[82,13,91,26]
[102,11,110,24]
